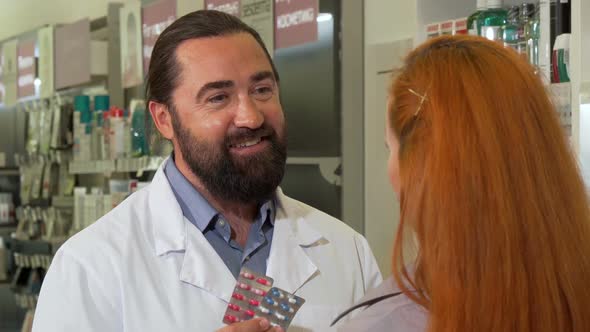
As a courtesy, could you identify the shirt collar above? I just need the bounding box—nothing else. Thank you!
[164,156,276,232]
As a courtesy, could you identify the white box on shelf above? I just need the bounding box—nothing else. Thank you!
[91,41,108,76]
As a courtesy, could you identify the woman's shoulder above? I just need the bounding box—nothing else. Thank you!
[337,277,428,332]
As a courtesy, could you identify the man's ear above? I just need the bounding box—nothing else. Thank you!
[149,101,174,140]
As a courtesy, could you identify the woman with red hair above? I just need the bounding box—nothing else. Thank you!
[337,35,590,332]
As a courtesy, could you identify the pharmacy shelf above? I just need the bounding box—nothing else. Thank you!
[0,168,20,176]
[116,156,165,174]
[68,156,165,175]
[68,160,116,174]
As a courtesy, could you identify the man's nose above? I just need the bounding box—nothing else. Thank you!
[234,95,264,129]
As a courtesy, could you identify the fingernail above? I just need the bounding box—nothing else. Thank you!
[259,319,270,329]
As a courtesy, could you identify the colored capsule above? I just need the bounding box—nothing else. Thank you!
[241,272,255,280]
[256,278,270,286]
[239,283,251,291]
[228,303,241,311]
[264,297,275,306]
[252,289,266,296]
[249,299,260,306]
[232,293,245,301]
[270,288,282,298]
[275,312,289,321]
[244,310,255,317]
[259,306,273,315]
[280,303,293,313]
[288,296,299,305]
[224,315,239,323]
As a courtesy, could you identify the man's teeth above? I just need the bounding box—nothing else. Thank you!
[235,138,261,148]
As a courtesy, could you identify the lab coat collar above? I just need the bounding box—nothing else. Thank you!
[148,160,186,256]
[147,161,325,301]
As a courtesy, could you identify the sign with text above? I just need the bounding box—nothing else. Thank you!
[142,0,177,76]
[205,0,241,16]
[241,0,273,52]
[38,26,55,98]
[120,2,144,88]
[17,39,36,99]
[274,0,318,49]
[2,39,18,106]
[55,18,91,90]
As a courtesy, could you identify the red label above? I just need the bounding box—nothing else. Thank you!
[142,0,177,76]
[427,24,439,33]
[275,0,318,49]
[441,22,453,29]
[454,18,468,35]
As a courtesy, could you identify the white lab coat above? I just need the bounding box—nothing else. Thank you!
[32,163,382,332]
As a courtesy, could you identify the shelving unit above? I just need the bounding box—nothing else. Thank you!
[415,0,589,183]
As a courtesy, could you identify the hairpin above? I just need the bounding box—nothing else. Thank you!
[407,88,428,116]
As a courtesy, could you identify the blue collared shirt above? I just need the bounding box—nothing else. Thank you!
[164,158,275,279]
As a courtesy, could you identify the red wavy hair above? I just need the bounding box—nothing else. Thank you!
[390,35,590,331]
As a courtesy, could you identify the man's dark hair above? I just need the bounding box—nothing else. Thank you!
[145,10,279,109]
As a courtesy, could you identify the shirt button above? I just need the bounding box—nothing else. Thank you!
[218,219,226,227]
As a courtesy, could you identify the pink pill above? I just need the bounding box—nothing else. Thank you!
[228,304,241,311]
[256,278,270,286]
[224,315,239,323]
[252,289,266,296]
[239,283,251,290]
[249,299,260,306]
[232,293,244,301]
[241,272,255,280]
[244,310,255,317]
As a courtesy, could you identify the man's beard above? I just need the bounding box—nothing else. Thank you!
[172,116,287,204]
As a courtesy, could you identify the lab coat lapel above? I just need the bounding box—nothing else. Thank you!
[266,190,323,294]
[179,221,236,302]
[147,162,235,303]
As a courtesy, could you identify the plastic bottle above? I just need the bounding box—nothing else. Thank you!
[130,100,147,157]
[478,0,508,42]
[102,111,111,160]
[73,95,91,161]
[522,3,540,67]
[109,106,126,159]
[92,95,110,160]
[467,0,487,35]
[552,34,570,83]
[503,6,522,52]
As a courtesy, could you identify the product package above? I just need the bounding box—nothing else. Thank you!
[39,100,54,155]
[25,102,41,155]
[453,18,468,35]
[440,20,454,35]
[426,23,440,39]
[223,267,305,330]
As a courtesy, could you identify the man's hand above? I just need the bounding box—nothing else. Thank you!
[216,318,284,332]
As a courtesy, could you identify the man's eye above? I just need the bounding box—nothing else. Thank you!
[209,94,228,103]
[253,86,273,100]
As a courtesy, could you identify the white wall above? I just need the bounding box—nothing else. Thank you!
[365,0,417,45]
[0,0,203,41]
[363,0,418,277]
[0,0,132,41]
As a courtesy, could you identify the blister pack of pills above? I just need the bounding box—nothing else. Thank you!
[258,287,305,330]
[223,267,305,330]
